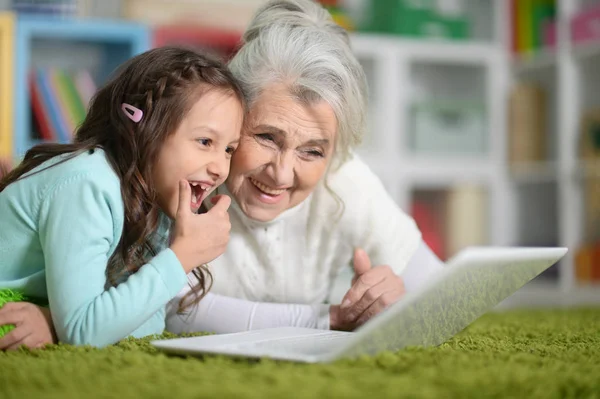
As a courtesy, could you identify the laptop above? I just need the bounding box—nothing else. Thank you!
[152,246,567,363]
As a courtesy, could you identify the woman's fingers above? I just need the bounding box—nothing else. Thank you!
[355,289,404,327]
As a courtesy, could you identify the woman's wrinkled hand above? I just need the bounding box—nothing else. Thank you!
[330,248,405,331]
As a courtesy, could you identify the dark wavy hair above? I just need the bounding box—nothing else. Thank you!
[0,46,246,311]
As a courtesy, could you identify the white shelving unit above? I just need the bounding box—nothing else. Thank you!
[342,0,600,308]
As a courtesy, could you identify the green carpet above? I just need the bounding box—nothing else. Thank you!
[1,309,600,399]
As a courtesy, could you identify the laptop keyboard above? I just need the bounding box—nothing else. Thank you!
[230,332,353,356]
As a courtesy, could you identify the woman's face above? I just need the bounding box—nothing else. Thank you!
[226,84,337,222]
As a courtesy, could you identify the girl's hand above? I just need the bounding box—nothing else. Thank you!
[170,180,232,273]
[0,302,57,350]
[330,249,405,331]
[0,157,11,179]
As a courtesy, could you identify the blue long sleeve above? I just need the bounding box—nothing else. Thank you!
[38,172,187,347]
[0,149,187,347]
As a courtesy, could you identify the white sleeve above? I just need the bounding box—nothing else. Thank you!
[165,289,331,334]
[326,154,422,276]
[401,239,446,292]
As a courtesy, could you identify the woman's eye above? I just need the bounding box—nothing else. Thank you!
[197,138,212,147]
[305,149,324,158]
[256,133,275,143]
[226,146,236,155]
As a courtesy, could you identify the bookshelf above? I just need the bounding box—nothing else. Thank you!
[504,0,600,306]
[329,0,600,308]
[13,16,150,158]
[0,12,14,160]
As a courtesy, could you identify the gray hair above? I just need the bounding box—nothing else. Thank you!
[228,0,368,170]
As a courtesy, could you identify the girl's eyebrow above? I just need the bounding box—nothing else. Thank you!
[192,126,219,135]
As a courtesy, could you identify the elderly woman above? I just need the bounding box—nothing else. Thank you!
[165,0,444,334]
[0,0,443,349]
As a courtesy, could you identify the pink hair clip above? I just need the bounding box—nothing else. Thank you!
[121,103,143,123]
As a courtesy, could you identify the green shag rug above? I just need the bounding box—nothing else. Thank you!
[1,308,600,399]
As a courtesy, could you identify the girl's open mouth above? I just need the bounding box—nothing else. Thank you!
[189,182,212,211]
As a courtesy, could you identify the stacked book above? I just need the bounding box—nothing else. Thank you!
[29,68,96,143]
[509,0,557,56]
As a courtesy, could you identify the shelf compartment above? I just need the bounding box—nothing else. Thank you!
[410,184,489,262]
[13,16,150,158]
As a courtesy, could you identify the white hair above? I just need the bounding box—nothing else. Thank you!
[228,0,368,170]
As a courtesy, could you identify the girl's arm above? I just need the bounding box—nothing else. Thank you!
[39,173,187,347]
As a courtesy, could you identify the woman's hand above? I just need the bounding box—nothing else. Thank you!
[330,248,405,331]
[0,302,57,350]
[170,180,232,273]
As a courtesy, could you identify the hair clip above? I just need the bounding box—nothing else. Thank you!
[121,103,143,123]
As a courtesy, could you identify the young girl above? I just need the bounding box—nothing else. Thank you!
[0,46,245,348]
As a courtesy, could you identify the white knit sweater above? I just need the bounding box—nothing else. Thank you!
[166,154,426,333]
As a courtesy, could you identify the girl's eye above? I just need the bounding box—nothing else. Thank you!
[226,146,236,155]
[197,138,212,147]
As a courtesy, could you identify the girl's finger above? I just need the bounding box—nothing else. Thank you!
[0,327,31,350]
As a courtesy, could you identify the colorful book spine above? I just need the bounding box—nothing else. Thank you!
[28,70,54,141]
[48,67,75,138]
[58,69,86,127]
[34,68,67,142]
[511,0,556,56]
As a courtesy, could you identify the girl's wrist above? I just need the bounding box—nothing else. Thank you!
[169,241,193,273]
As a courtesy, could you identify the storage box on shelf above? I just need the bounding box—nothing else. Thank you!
[407,58,488,158]
[408,100,487,156]
[13,16,150,158]
[0,12,14,161]
[360,0,471,40]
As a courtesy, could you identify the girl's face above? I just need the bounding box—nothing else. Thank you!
[153,89,243,219]
[226,84,337,222]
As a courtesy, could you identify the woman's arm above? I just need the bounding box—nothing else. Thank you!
[166,238,444,335]
[39,173,187,347]
[166,289,330,334]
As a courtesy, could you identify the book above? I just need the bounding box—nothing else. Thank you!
[508,83,547,166]
[28,67,94,144]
